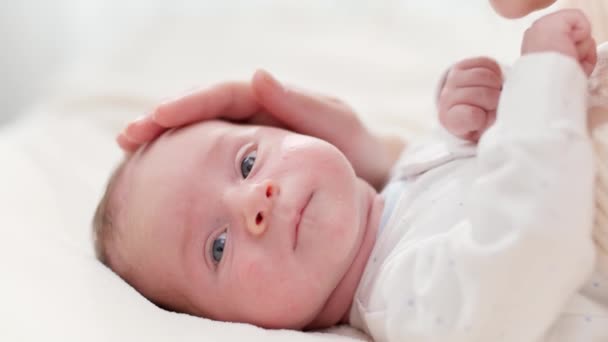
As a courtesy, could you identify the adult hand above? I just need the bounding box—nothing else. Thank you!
[117,78,268,152]
[438,57,503,142]
[117,70,404,189]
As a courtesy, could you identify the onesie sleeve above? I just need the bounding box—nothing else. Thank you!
[382,53,595,342]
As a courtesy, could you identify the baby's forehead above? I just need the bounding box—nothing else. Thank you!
[121,120,277,225]
[108,125,239,303]
[118,119,246,232]
[160,120,262,148]
[128,121,230,166]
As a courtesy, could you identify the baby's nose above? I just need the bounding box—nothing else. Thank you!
[244,180,279,236]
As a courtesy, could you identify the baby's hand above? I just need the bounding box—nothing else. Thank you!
[438,57,503,142]
[522,9,597,76]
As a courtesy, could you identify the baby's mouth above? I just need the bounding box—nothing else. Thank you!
[293,192,313,251]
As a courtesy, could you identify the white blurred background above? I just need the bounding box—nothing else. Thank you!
[0,0,555,126]
[0,3,591,341]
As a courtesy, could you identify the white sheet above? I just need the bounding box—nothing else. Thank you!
[0,2,556,341]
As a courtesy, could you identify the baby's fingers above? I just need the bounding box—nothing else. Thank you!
[577,36,598,76]
[566,9,592,43]
[446,67,503,90]
[454,56,502,74]
[445,86,501,112]
[440,104,488,140]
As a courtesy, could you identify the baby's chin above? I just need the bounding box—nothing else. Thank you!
[244,180,380,331]
[252,308,320,330]
[303,179,382,330]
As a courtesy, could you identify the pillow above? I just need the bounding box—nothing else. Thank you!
[0,3,538,340]
[0,108,372,341]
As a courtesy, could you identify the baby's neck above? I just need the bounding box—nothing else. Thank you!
[304,194,384,330]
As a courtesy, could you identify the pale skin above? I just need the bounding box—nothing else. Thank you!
[111,8,597,331]
[439,8,597,140]
[111,120,384,329]
[438,0,564,141]
[118,70,405,191]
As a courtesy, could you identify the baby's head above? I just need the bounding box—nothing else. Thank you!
[93,120,383,330]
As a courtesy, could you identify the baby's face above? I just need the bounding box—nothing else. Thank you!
[112,120,380,329]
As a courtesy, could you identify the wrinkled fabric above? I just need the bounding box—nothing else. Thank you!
[350,53,607,342]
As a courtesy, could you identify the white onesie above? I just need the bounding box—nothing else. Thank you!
[349,53,608,342]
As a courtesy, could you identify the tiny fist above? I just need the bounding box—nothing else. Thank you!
[522,9,592,65]
[442,104,488,140]
[438,57,502,142]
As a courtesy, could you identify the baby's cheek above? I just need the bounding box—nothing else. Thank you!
[326,193,361,243]
[235,259,314,324]
[236,259,263,288]
[235,258,279,295]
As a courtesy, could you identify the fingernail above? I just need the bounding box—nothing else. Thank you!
[116,134,136,152]
[151,108,162,123]
[257,69,285,90]
[131,115,146,126]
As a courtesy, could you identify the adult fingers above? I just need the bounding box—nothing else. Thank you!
[153,81,261,127]
[116,133,140,152]
[122,116,166,145]
[252,69,360,139]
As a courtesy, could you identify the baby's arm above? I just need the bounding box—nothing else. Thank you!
[381,10,595,341]
[439,9,598,143]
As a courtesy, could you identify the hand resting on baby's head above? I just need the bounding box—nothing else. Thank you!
[95,7,600,336]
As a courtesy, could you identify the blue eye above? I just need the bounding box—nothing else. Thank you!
[211,232,227,263]
[240,150,257,179]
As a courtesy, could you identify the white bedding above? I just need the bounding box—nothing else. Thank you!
[0,2,555,341]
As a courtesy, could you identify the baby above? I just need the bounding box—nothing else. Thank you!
[94,9,607,342]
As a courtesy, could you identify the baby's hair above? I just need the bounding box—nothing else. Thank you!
[92,155,188,314]
[92,157,129,267]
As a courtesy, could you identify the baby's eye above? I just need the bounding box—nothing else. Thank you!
[211,231,227,264]
[240,150,257,179]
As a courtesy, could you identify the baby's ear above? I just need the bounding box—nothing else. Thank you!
[589,42,608,110]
